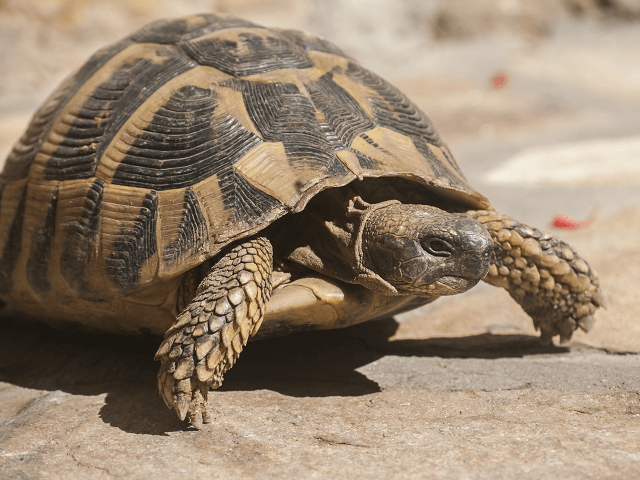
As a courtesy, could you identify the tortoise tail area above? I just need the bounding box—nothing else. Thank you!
[467,210,605,344]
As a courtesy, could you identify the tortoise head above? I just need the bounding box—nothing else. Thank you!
[362,204,493,296]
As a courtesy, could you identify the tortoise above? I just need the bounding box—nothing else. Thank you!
[0,13,605,428]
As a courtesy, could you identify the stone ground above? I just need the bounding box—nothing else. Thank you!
[1,4,640,479]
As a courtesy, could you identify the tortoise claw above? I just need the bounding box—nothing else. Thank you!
[176,393,190,421]
[187,389,208,429]
[539,327,555,346]
[577,314,596,333]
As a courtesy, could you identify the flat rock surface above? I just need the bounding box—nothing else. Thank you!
[1,3,640,479]
[1,305,639,479]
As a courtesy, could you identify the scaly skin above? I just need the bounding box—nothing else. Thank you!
[155,237,273,428]
[467,210,605,344]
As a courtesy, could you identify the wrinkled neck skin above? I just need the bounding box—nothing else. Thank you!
[361,203,493,297]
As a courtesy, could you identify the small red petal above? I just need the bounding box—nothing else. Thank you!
[552,214,577,228]
[552,214,593,229]
[493,73,508,89]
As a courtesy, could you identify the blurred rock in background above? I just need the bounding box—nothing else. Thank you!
[1,0,640,112]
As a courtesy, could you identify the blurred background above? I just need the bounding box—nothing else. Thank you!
[1,0,640,226]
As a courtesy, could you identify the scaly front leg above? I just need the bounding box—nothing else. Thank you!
[155,237,273,428]
[467,210,605,344]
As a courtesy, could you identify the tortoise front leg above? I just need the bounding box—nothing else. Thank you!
[467,210,606,344]
[155,237,273,428]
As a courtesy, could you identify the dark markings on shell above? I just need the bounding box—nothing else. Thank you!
[355,151,384,170]
[180,30,314,77]
[163,187,207,264]
[0,185,27,295]
[59,178,105,301]
[44,49,196,181]
[356,134,387,169]
[0,39,134,182]
[307,70,375,149]
[229,79,351,176]
[343,62,465,175]
[438,147,464,179]
[129,14,260,44]
[219,170,282,227]
[113,84,261,190]
[318,121,345,153]
[360,133,393,156]
[105,190,158,292]
[412,137,464,188]
[26,186,59,294]
[344,62,440,142]
[278,29,351,58]
[325,151,358,176]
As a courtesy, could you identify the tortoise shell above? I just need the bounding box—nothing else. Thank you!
[0,14,488,331]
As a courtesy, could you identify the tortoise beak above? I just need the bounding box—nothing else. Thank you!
[454,217,493,279]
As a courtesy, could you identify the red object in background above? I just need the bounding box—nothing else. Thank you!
[492,73,508,89]
[551,208,598,229]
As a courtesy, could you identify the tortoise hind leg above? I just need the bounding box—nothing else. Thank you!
[467,210,606,344]
[155,237,273,428]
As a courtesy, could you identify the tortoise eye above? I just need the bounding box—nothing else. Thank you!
[422,239,453,257]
